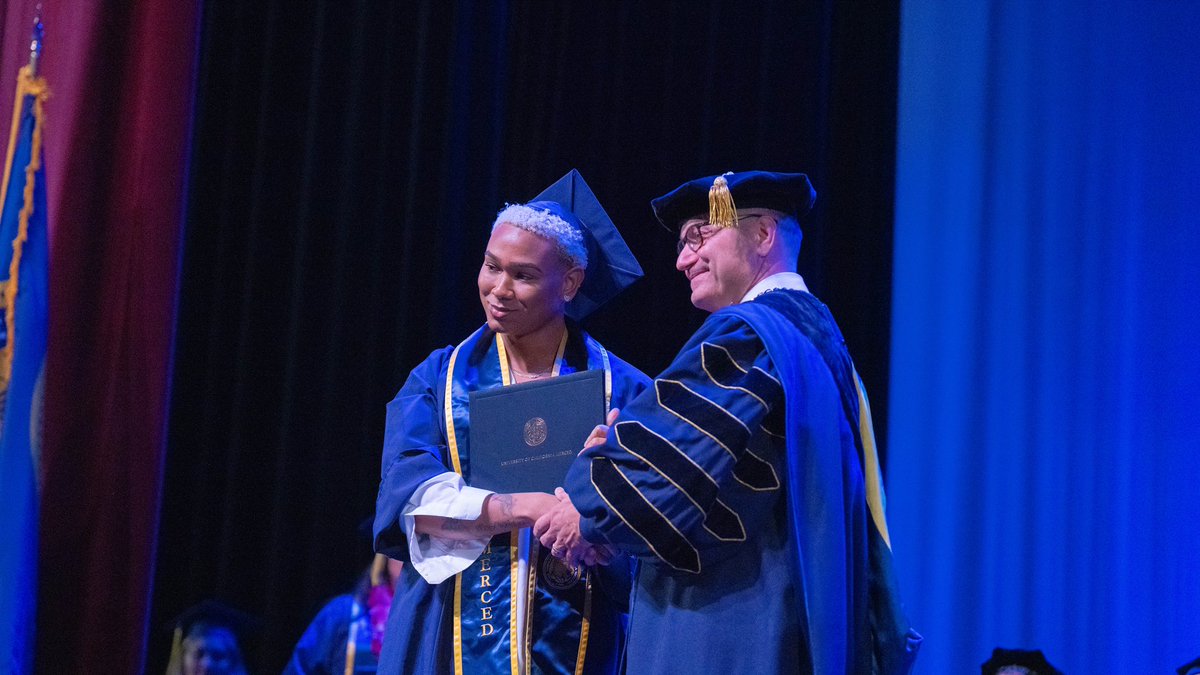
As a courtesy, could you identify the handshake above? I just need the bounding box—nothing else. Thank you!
[531,407,620,568]
[531,487,615,568]
[417,410,619,567]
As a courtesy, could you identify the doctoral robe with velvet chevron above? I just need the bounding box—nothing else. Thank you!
[373,323,651,675]
[564,289,919,674]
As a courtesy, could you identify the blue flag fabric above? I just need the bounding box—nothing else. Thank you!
[0,64,49,675]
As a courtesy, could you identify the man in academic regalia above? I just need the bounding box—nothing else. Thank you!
[372,170,650,674]
[536,171,922,674]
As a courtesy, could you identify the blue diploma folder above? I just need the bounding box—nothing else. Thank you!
[467,369,605,494]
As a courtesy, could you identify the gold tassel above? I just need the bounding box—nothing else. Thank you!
[164,627,185,675]
[708,174,738,229]
[369,552,389,587]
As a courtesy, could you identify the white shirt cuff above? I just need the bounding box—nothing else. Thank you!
[403,471,494,584]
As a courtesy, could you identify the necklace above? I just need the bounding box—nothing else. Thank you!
[497,331,567,384]
[510,365,554,380]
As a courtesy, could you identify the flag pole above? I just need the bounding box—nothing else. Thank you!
[28,10,44,77]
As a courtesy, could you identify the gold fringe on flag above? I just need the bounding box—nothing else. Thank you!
[0,65,49,390]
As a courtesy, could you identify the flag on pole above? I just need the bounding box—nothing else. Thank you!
[0,26,50,675]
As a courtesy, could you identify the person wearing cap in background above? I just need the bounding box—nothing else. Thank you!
[371,170,650,674]
[283,552,403,674]
[535,171,921,673]
[165,600,258,675]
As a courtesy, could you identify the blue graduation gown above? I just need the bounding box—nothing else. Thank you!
[373,323,651,675]
[564,290,919,674]
[284,594,378,674]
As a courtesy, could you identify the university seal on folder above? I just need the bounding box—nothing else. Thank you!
[468,369,605,494]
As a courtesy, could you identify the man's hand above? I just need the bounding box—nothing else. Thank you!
[581,408,620,454]
[533,488,613,567]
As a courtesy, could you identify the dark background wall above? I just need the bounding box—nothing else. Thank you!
[150,1,899,670]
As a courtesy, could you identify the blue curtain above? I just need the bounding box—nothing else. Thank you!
[889,1,1200,672]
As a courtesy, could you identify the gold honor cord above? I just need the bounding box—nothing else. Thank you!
[445,342,466,475]
[510,531,522,674]
[496,331,569,386]
[523,539,537,675]
[496,334,513,386]
[854,370,892,549]
[343,610,358,675]
[453,575,464,675]
[446,329,598,674]
[573,574,593,675]
[443,340,467,673]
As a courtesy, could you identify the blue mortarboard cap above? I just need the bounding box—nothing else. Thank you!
[532,169,643,320]
[168,599,260,639]
[650,170,817,230]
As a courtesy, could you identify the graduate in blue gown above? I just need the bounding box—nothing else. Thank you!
[284,554,402,674]
[372,170,650,675]
[536,172,921,674]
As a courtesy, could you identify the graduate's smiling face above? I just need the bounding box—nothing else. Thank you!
[675,214,762,312]
[478,222,583,338]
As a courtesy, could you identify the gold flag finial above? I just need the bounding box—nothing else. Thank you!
[708,173,738,229]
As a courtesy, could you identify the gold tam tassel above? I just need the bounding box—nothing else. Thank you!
[708,174,738,229]
[165,627,185,675]
[370,552,389,587]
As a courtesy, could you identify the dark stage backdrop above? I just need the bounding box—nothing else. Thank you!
[151,0,899,671]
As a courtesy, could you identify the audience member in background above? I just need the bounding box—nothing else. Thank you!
[165,600,257,675]
[980,647,1064,675]
[284,553,403,674]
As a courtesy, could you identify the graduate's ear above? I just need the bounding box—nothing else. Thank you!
[562,266,584,302]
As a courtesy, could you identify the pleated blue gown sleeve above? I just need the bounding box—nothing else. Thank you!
[373,347,456,561]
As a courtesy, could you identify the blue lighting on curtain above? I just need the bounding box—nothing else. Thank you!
[889,1,1200,672]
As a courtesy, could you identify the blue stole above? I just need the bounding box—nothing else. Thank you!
[441,324,612,675]
[725,292,921,674]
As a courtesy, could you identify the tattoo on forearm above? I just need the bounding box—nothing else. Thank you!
[493,493,515,516]
[440,518,472,532]
[440,518,522,535]
[437,494,523,536]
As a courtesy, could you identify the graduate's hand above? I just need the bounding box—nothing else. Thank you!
[414,491,557,540]
[533,488,600,567]
[581,408,619,454]
[511,491,561,523]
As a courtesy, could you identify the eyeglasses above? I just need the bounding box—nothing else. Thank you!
[675,212,767,256]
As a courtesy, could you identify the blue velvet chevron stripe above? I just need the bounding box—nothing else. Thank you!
[611,421,745,542]
[590,457,701,573]
[584,325,789,573]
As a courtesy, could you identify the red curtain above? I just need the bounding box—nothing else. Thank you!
[0,0,199,671]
